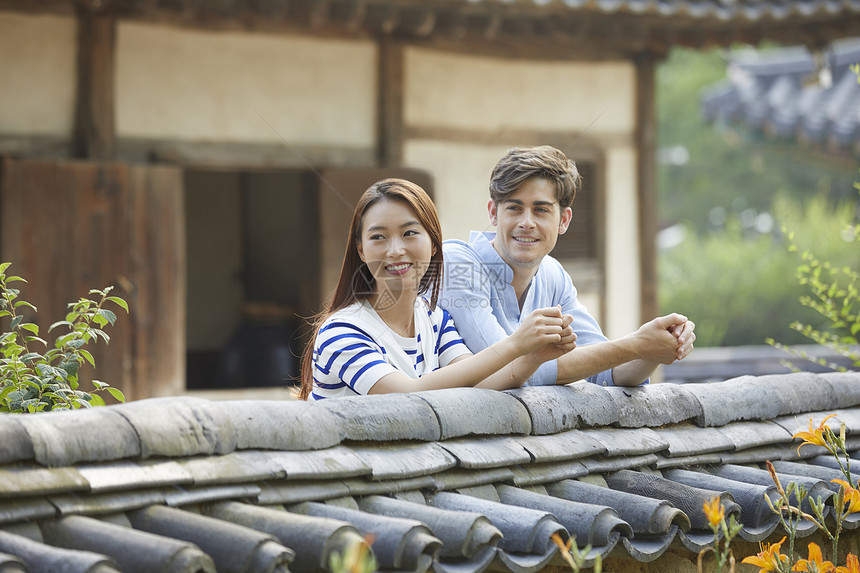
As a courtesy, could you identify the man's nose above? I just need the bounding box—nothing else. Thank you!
[518,211,535,228]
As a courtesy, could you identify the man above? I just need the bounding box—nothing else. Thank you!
[440,145,695,387]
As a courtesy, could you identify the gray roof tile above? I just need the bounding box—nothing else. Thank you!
[508,460,589,487]
[2,372,860,572]
[293,501,442,572]
[605,383,702,427]
[39,514,217,573]
[349,443,457,479]
[416,389,531,439]
[512,429,607,463]
[201,501,366,573]
[0,465,88,497]
[127,505,293,573]
[652,425,735,457]
[580,428,669,456]
[0,417,34,465]
[505,383,617,434]
[715,421,793,451]
[438,437,531,469]
[222,400,341,450]
[15,408,140,467]
[682,377,784,426]
[0,528,121,573]
[76,460,192,493]
[545,479,690,535]
[115,398,236,459]
[315,393,442,442]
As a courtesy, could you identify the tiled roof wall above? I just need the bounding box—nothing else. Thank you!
[1,372,860,572]
[701,38,860,155]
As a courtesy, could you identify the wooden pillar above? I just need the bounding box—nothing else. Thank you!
[377,36,404,167]
[635,52,659,324]
[74,9,116,160]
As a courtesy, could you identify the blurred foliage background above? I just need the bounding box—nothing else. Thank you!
[656,47,860,347]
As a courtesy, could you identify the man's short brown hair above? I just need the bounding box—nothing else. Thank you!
[489,146,581,209]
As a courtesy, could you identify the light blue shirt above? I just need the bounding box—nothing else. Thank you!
[440,231,616,387]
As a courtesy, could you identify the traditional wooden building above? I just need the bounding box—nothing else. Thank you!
[1,0,858,400]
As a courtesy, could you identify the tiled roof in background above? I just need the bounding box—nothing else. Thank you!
[3,0,859,56]
[1,371,860,572]
[700,38,860,156]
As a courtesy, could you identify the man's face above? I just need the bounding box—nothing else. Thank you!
[488,177,572,270]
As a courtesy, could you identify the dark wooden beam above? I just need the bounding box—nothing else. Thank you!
[73,9,116,160]
[377,36,404,168]
[635,51,659,325]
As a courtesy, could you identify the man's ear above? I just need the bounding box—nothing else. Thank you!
[558,207,573,235]
[488,199,499,226]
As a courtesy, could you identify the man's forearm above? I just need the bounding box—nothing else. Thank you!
[555,338,640,385]
[611,358,659,387]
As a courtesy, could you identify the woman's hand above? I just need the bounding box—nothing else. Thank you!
[509,306,568,355]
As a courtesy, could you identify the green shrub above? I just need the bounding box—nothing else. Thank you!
[0,262,127,413]
[659,194,858,347]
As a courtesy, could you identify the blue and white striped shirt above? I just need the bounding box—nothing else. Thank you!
[310,298,471,400]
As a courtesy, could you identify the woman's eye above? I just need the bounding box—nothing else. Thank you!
[404,230,418,237]
[369,234,384,240]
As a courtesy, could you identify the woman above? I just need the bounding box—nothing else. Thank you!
[299,178,575,400]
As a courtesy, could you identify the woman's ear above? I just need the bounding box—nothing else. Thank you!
[357,241,365,262]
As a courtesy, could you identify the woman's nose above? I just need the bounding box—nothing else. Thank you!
[387,238,406,255]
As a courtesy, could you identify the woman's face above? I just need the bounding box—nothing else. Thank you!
[357,199,435,302]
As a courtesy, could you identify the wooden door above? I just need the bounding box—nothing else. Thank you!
[0,158,185,401]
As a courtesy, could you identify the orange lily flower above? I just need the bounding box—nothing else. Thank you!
[837,553,860,573]
[703,496,725,528]
[795,542,836,572]
[741,536,788,572]
[832,479,860,514]
[794,414,838,454]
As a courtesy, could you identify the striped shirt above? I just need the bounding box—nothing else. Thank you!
[310,298,470,400]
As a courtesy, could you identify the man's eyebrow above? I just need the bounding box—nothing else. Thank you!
[499,198,557,206]
[366,220,421,232]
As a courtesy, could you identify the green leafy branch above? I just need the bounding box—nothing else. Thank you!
[0,262,128,413]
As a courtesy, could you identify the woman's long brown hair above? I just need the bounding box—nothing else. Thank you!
[298,179,444,400]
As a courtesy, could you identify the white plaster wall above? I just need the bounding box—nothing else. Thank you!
[405,48,634,134]
[603,146,641,339]
[116,22,376,146]
[0,12,76,136]
[403,140,505,242]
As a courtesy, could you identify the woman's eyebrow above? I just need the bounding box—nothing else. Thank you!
[366,220,421,233]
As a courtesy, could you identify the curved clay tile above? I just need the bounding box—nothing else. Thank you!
[293,500,442,573]
[437,436,531,469]
[505,383,617,434]
[769,460,849,492]
[126,505,294,573]
[39,514,216,573]
[683,377,784,427]
[14,408,140,467]
[314,393,442,442]
[708,463,834,516]
[349,443,457,479]
[0,416,33,465]
[544,479,690,535]
[512,429,606,464]
[415,388,531,440]
[201,501,367,573]
[427,491,565,573]
[604,470,741,531]
[494,484,631,547]
[0,528,123,573]
[114,398,237,459]
[222,400,342,450]
[357,495,501,573]
[604,383,702,428]
[661,468,789,541]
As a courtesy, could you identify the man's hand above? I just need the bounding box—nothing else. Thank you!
[631,313,690,365]
[669,319,696,361]
[531,313,576,363]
